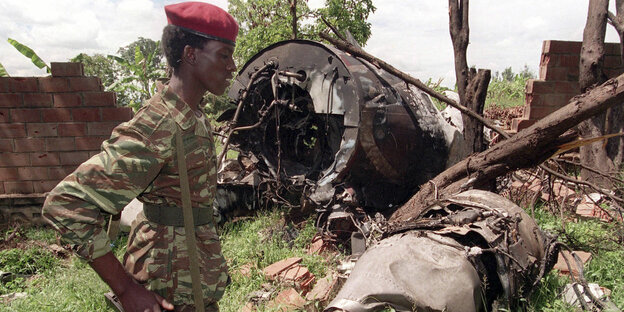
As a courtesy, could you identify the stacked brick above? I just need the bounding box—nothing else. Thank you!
[0,62,133,195]
[512,40,624,131]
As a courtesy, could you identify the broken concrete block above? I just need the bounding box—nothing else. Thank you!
[307,234,326,254]
[554,250,592,276]
[305,273,340,303]
[263,257,302,280]
[266,288,306,312]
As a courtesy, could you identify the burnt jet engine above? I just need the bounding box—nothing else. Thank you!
[217,40,467,216]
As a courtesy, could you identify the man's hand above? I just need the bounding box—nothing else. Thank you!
[89,251,174,311]
[117,280,174,312]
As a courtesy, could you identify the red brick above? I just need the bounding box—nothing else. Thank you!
[0,168,19,180]
[10,109,41,122]
[60,151,90,165]
[267,288,306,311]
[39,77,70,92]
[605,43,621,55]
[53,93,82,107]
[27,123,58,137]
[0,139,13,152]
[0,78,10,92]
[23,93,53,107]
[0,152,30,167]
[83,92,116,107]
[30,152,60,166]
[553,81,580,95]
[263,257,302,279]
[33,180,60,193]
[0,93,21,107]
[604,55,622,69]
[0,109,8,123]
[72,108,101,121]
[57,122,87,136]
[540,54,552,69]
[0,182,4,193]
[42,108,73,122]
[525,105,557,119]
[543,67,570,81]
[48,166,76,180]
[559,54,580,68]
[14,138,45,152]
[525,80,554,94]
[605,68,624,78]
[4,181,34,194]
[18,167,49,180]
[75,136,106,151]
[101,107,132,121]
[538,64,548,80]
[88,122,118,136]
[0,124,27,138]
[9,77,38,92]
[46,137,75,151]
[543,40,582,54]
[50,62,84,77]
[69,77,102,91]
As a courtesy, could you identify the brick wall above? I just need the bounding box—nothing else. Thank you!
[0,62,133,224]
[512,40,624,131]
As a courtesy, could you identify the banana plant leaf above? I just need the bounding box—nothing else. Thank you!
[7,38,50,72]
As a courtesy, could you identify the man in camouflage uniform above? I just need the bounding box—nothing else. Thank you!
[42,2,238,311]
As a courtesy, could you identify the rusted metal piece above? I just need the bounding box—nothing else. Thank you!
[219,40,466,213]
[326,190,559,311]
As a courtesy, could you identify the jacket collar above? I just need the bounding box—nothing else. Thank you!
[159,83,196,131]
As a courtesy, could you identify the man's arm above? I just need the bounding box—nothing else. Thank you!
[89,251,174,312]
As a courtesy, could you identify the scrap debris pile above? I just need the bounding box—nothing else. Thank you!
[214,40,620,311]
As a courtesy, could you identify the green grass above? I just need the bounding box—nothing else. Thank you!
[219,209,332,312]
[1,209,329,311]
[2,197,622,312]
[523,206,624,311]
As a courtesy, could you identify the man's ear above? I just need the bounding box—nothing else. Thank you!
[182,45,196,65]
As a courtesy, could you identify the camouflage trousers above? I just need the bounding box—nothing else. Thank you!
[123,211,229,307]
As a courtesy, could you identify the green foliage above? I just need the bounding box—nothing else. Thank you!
[425,77,453,110]
[7,38,50,73]
[70,53,118,88]
[525,205,624,311]
[107,39,167,110]
[228,0,376,66]
[219,209,330,311]
[0,62,8,77]
[315,0,376,45]
[0,246,59,295]
[486,65,535,109]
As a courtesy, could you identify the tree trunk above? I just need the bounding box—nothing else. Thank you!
[579,0,617,188]
[449,0,489,154]
[390,73,624,223]
[290,0,298,40]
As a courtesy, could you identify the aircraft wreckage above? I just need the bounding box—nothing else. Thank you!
[215,40,559,311]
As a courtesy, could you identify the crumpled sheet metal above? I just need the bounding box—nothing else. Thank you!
[326,190,558,311]
[326,232,483,312]
[224,40,467,210]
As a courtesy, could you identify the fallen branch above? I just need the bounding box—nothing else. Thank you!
[390,74,624,223]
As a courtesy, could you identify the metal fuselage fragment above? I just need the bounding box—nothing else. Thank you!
[221,40,465,212]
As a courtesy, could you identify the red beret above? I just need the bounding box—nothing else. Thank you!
[165,2,239,46]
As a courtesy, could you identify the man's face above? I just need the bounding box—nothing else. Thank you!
[193,40,236,96]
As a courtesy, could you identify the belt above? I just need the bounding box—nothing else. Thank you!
[143,203,213,226]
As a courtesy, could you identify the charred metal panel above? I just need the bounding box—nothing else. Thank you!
[326,190,558,311]
[222,40,466,211]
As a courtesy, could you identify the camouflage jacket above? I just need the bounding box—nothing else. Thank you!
[42,84,229,306]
